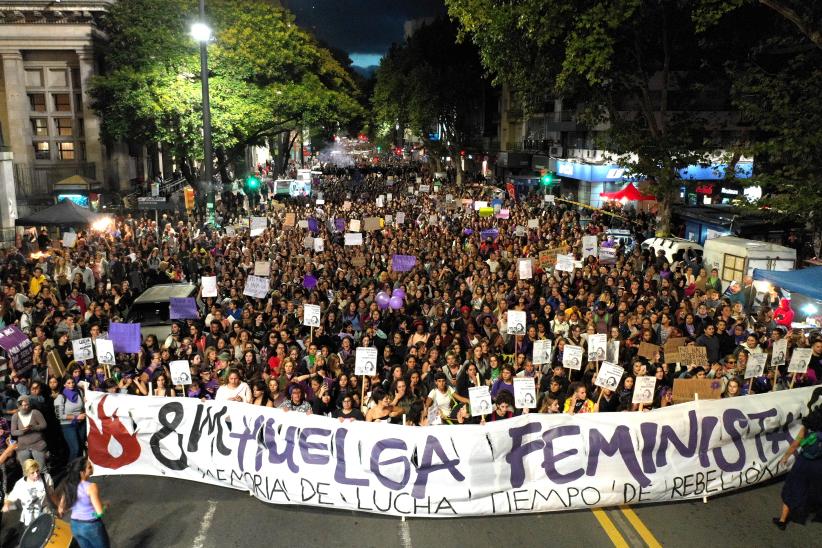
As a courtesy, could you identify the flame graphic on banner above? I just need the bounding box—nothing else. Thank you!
[87,395,141,469]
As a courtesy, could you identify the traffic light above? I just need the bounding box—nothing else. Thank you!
[540,171,556,186]
[244,175,260,192]
[376,146,382,153]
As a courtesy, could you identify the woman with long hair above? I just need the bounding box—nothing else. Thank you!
[56,458,110,547]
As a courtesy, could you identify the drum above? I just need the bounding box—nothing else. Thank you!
[19,513,73,548]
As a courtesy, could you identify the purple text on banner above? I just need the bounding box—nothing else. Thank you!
[480,228,499,240]
[0,325,33,373]
[109,322,142,353]
[392,255,417,272]
[169,297,199,320]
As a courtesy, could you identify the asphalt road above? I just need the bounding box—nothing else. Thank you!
[0,476,816,547]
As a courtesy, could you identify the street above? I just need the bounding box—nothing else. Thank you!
[1,475,813,547]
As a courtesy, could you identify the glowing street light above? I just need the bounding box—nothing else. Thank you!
[190,22,212,42]
[191,0,216,226]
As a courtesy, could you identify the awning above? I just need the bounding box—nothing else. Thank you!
[15,199,103,227]
[752,267,822,301]
[600,182,656,201]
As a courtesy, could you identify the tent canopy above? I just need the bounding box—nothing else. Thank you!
[15,199,102,227]
[600,182,656,201]
[752,267,822,301]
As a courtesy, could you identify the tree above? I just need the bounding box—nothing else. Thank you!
[90,0,363,182]
[445,1,760,235]
[372,18,487,180]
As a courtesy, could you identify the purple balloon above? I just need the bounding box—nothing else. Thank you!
[376,292,390,309]
[389,295,404,310]
[392,288,406,299]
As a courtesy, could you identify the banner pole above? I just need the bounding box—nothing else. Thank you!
[748,378,754,394]
[771,367,779,392]
[361,375,366,412]
[790,373,797,389]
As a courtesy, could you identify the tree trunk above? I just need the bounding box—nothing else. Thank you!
[216,148,232,186]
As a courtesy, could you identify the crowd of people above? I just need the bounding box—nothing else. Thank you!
[0,160,820,540]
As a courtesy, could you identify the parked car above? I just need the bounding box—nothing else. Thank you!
[126,283,197,342]
[641,237,703,264]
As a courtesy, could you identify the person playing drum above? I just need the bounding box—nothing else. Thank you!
[2,459,54,529]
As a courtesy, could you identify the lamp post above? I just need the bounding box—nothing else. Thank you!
[191,0,214,226]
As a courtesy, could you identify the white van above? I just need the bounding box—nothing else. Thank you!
[641,237,703,264]
[703,236,796,291]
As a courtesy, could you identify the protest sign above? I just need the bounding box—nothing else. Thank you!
[243,275,270,299]
[298,220,309,229]
[250,217,267,236]
[495,208,510,220]
[638,342,660,361]
[391,255,417,273]
[469,386,493,417]
[538,247,562,267]
[428,214,438,225]
[95,339,115,366]
[788,348,812,374]
[303,236,314,249]
[606,340,620,364]
[527,218,539,229]
[633,376,657,404]
[478,207,494,218]
[0,325,33,373]
[771,339,788,368]
[582,235,598,258]
[170,360,192,386]
[349,219,361,232]
[396,212,405,225]
[109,322,141,353]
[506,310,526,335]
[518,258,533,280]
[62,232,77,248]
[344,233,363,246]
[419,184,430,193]
[545,194,555,204]
[201,276,218,298]
[563,345,584,370]
[84,386,818,517]
[532,339,552,366]
[587,334,607,362]
[513,377,537,409]
[169,297,199,320]
[303,304,321,328]
[672,378,723,404]
[351,256,366,267]
[284,212,296,228]
[376,196,384,208]
[254,261,271,277]
[594,362,624,391]
[598,247,617,264]
[47,350,65,378]
[744,353,768,379]
[72,337,94,362]
[354,347,378,376]
[555,254,575,272]
[313,238,324,253]
[363,217,382,232]
[663,338,687,363]
[678,346,708,367]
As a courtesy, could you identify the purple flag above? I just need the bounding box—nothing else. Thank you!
[391,255,417,272]
[109,322,142,353]
[308,218,318,233]
[480,228,500,240]
[303,274,318,289]
[169,297,199,320]
[463,228,474,235]
[335,218,346,232]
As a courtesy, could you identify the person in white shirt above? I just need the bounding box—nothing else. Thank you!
[215,369,252,403]
[2,459,54,527]
[425,373,454,419]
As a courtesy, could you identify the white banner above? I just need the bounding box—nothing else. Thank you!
[84,387,816,517]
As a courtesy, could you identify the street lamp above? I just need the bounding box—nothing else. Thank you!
[191,0,215,226]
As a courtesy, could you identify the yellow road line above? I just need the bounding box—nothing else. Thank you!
[619,506,663,548]
[591,508,629,548]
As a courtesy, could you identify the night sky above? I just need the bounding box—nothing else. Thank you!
[282,0,446,68]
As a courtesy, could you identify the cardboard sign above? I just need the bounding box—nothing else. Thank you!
[555,254,575,272]
[47,349,65,378]
[95,338,115,366]
[506,310,526,335]
[532,339,552,366]
[563,345,584,371]
[663,338,687,363]
[788,348,813,374]
[538,248,562,267]
[355,347,378,376]
[201,276,218,298]
[243,275,270,299]
[672,378,723,404]
[250,216,267,236]
[771,339,788,368]
[469,386,493,417]
[72,337,94,362]
[633,376,657,405]
[170,360,192,386]
[587,334,607,362]
[513,377,537,409]
[349,219,361,232]
[283,212,296,228]
[344,233,363,246]
[518,258,533,280]
[744,353,768,379]
[303,304,321,328]
[678,346,708,367]
[638,342,660,361]
[254,261,271,277]
[351,256,367,268]
[363,217,382,232]
[594,362,624,391]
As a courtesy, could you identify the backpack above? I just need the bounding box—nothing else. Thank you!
[799,432,822,460]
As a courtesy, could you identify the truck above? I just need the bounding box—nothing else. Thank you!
[703,236,796,291]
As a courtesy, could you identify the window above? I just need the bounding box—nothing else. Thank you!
[31,118,49,137]
[33,141,50,160]
[55,118,73,136]
[71,68,81,89]
[75,94,83,112]
[58,141,75,160]
[76,118,84,137]
[53,93,71,112]
[25,69,43,88]
[48,69,68,88]
[722,254,745,283]
[28,93,46,112]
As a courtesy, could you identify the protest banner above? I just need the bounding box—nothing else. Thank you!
[109,322,141,353]
[506,311,526,336]
[469,386,493,417]
[672,378,723,404]
[638,342,660,361]
[95,339,115,366]
[72,337,94,362]
[250,217,267,236]
[513,378,537,409]
[537,248,562,268]
[254,261,271,277]
[345,233,363,246]
[355,347,378,377]
[771,339,788,368]
[419,184,430,193]
[545,194,555,204]
[663,338,687,363]
[594,362,623,391]
[555,254,575,273]
[518,258,532,280]
[84,386,816,517]
[243,275,270,299]
[169,297,199,320]
[303,304,321,328]
[170,360,191,386]
[563,345,584,371]
[391,255,417,273]
[587,334,607,362]
[0,325,33,373]
[582,235,598,258]
[201,276,218,298]
[632,376,656,405]
[532,340,552,366]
